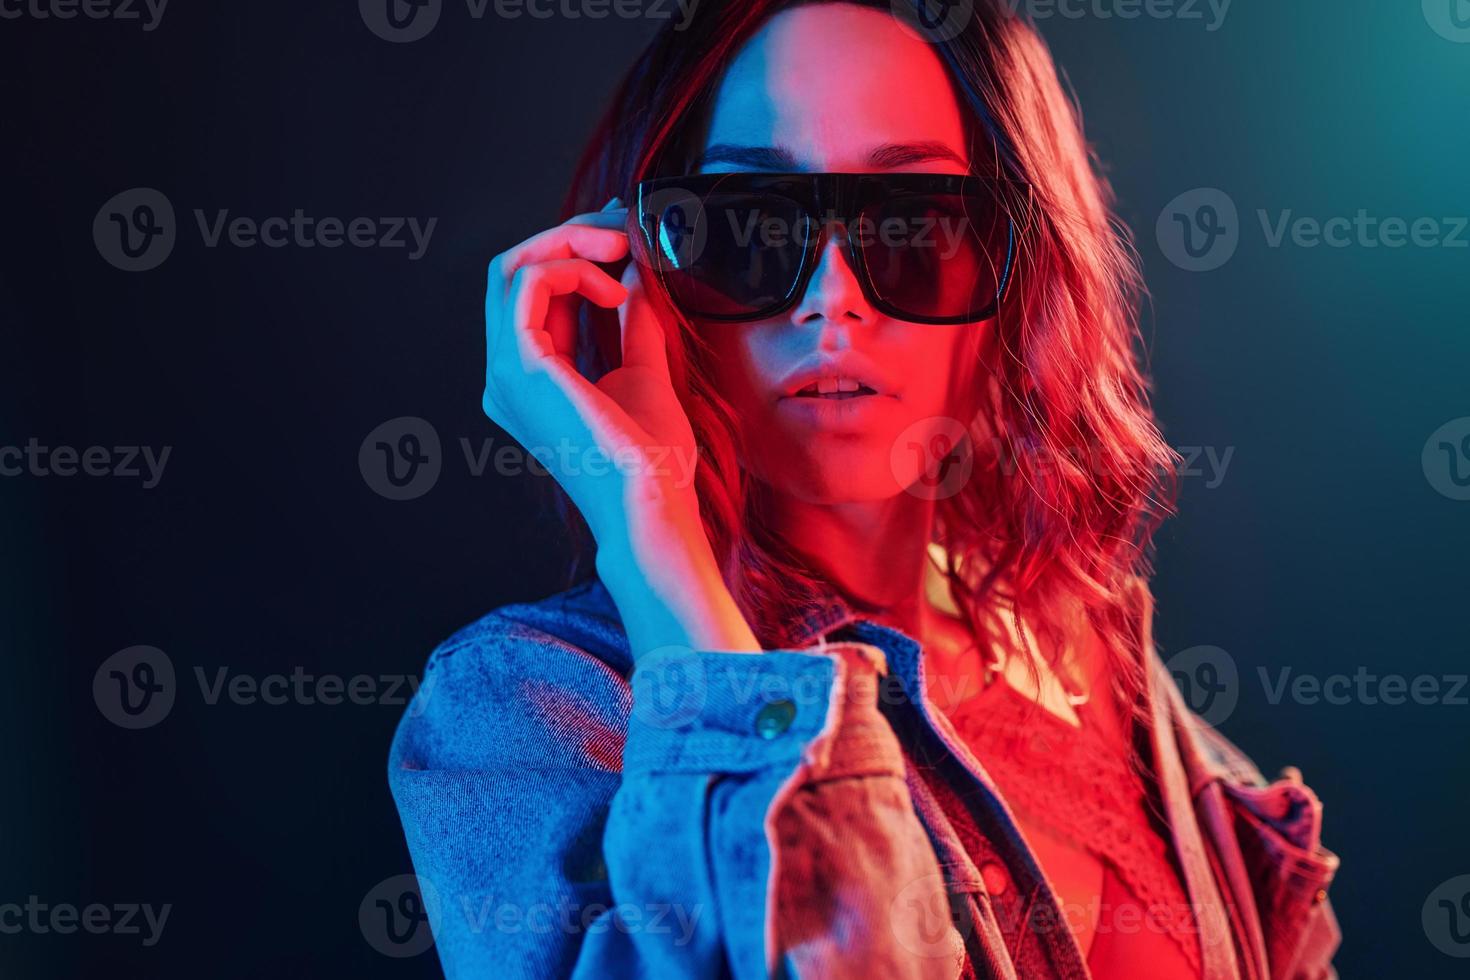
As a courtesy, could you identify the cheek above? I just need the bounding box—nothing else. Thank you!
[703,328,772,418]
[882,326,985,487]
[901,326,981,413]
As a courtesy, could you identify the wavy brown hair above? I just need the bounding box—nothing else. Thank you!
[549,0,1180,707]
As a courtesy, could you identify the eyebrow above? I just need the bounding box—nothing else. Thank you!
[695,140,967,171]
[695,144,800,170]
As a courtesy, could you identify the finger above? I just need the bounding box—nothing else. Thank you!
[489,258,624,379]
[490,223,629,287]
[546,200,632,351]
[562,211,627,230]
[564,196,627,228]
[506,259,628,367]
[617,260,672,385]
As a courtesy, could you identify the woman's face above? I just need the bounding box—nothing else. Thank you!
[693,3,988,504]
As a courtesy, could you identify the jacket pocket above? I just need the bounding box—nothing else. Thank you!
[1220,771,1341,980]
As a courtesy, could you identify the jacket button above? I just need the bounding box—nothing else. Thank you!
[981,862,1009,896]
[755,699,797,739]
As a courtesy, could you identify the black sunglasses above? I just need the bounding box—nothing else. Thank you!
[626,172,1030,325]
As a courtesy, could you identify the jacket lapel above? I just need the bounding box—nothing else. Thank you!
[1135,578,1260,980]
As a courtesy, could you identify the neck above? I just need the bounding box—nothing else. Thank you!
[765,489,944,640]
[764,488,1114,726]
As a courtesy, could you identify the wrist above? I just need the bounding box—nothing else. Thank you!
[595,503,760,657]
[594,487,712,588]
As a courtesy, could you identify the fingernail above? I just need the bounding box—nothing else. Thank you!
[601,196,623,212]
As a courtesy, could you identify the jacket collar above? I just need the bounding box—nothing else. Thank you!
[779,541,966,650]
[781,591,868,648]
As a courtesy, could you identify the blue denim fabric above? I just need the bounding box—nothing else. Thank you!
[388,576,1340,979]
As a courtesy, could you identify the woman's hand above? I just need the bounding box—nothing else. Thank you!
[483,198,693,552]
[482,198,759,657]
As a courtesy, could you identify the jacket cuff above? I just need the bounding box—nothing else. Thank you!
[621,641,899,779]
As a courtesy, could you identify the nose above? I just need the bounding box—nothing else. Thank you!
[789,226,877,330]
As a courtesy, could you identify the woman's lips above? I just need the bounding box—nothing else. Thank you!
[776,391,899,429]
[791,389,875,400]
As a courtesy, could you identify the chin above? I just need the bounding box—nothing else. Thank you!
[759,452,915,504]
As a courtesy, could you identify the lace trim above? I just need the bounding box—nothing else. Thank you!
[947,684,1202,974]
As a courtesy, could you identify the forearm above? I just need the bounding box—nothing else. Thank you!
[594,496,761,659]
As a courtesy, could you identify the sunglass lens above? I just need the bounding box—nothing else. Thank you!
[647,191,810,319]
[858,193,1011,321]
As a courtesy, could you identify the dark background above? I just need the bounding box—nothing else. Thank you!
[4,1,1468,976]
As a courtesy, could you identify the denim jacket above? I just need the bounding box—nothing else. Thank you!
[388,575,1341,979]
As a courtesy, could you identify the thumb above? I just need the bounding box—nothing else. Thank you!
[618,261,673,385]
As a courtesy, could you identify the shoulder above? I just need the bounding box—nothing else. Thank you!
[389,577,635,776]
[433,575,630,670]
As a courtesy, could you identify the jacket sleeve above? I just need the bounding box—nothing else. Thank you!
[387,615,966,980]
[1192,723,1342,980]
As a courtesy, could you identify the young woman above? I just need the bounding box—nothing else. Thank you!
[389,2,1341,977]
